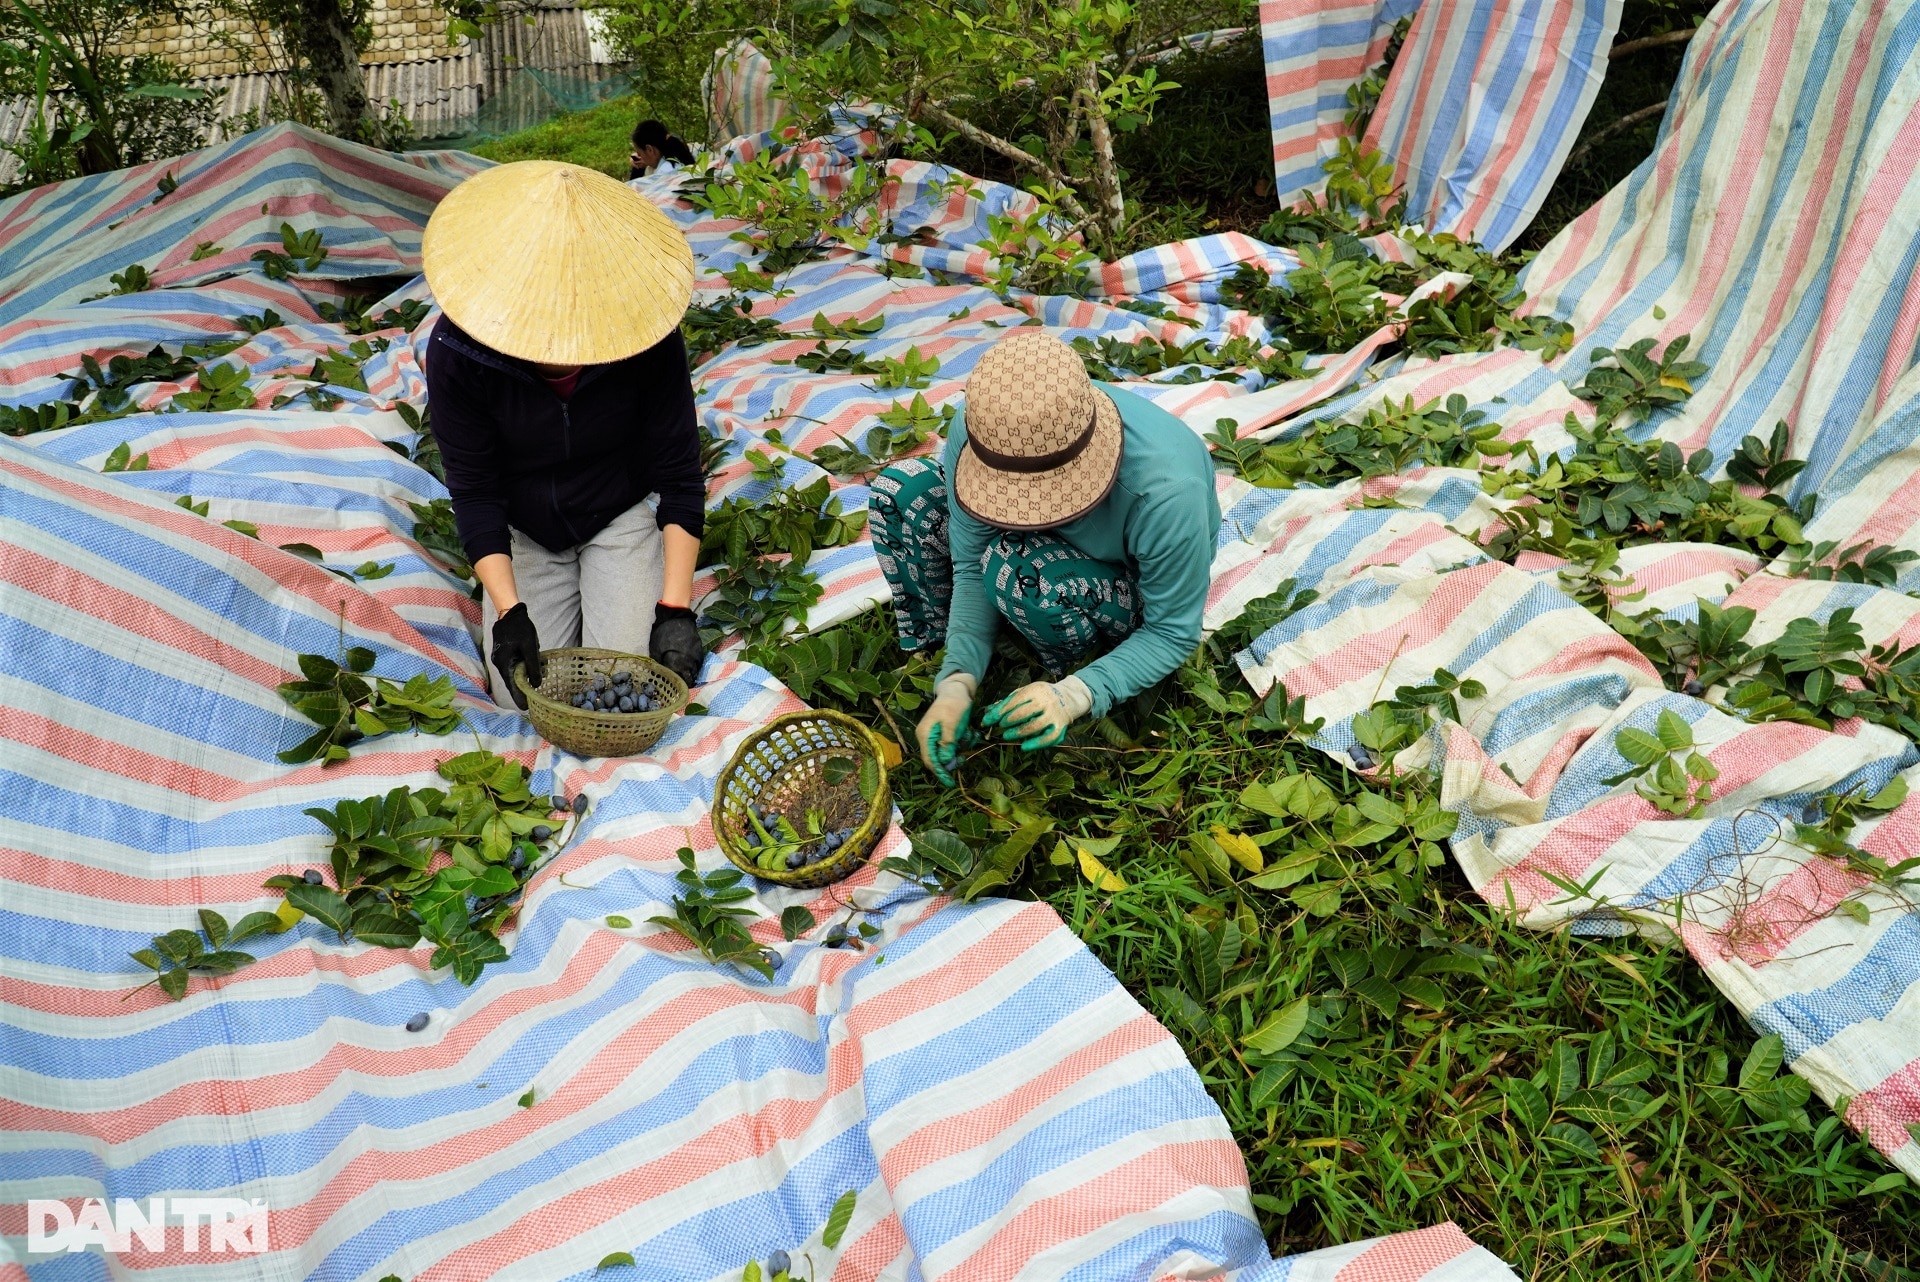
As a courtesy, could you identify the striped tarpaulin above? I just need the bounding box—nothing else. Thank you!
[0,124,1515,1279]
[1261,0,1425,204]
[1231,0,1920,1181]
[1364,0,1622,251]
[1260,0,1620,251]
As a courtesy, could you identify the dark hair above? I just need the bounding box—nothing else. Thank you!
[630,119,695,164]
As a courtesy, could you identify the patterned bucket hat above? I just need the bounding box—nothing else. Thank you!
[953,331,1124,530]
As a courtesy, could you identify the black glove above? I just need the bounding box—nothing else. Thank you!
[650,603,705,688]
[490,602,542,710]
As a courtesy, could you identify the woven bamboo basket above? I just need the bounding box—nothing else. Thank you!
[514,648,687,757]
[713,710,890,888]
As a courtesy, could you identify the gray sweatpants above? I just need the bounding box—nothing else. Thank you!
[480,499,665,704]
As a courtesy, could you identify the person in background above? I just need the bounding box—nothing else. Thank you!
[629,119,696,179]
[868,331,1221,783]
[421,159,709,710]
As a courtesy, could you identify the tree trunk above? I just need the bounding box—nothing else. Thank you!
[295,0,371,139]
[1079,63,1125,244]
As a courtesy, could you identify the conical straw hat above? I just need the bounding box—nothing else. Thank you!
[423,160,696,366]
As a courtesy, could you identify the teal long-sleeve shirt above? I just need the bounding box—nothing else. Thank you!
[936,384,1221,717]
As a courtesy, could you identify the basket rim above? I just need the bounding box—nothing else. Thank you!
[512,647,690,723]
[712,709,891,887]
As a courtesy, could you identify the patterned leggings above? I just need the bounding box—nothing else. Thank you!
[869,457,1142,674]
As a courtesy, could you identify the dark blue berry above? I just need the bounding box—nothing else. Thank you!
[405,1012,429,1032]
[618,696,635,713]
[768,1250,790,1276]
[591,673,608,691]
[786,849,804,869]
[1684,679,1705,696]
[1350,745,1374,770]
[551,794,567,812]
[509,848,526,872]
[531,824,552,842]
[824,925,848,946]
[302,869,323,885]
[572,794,589,814]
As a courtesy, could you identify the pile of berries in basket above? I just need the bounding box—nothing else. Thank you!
[741,804,860,872]
[569,670,655,714]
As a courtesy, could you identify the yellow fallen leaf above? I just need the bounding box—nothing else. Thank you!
[873,734,904,769]
[1210,826,1264,875]
[1599,951,1651,992]
[274,899,306,931]
[1659,374,1692,393]
[1075,841,1128,892]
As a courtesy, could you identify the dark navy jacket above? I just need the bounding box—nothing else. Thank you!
[424,317,706,563]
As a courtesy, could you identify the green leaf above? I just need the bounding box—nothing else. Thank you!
[285,883,353,937]
[1396,976,1445,1009]
[596,1252,635,1270]
[157,967,189,1000]
[1543,1120,1601,1158]
[198,908,230,948]
[352,914,422,949]
[1505,1078,1550,1129]
[605,915,632,929]
[1243,996,1309,1055]
[1545,1041,1582,1104]
[226,911,286,944]
[821,1188,857,1248]
[1352,791,1404,826]
[131,948,163,971]
[1615,727,1664,765]
[518,1088,536,1107]
[156,928,204,963]
[1349,974,1400,1014]
[780,905,817,941]
[1739,1034,1785,1090]
[1248,848,1321,890]
[908,829,974,875]
[297,653,340,683]
[471,864,518,897]
[1290,881,1343,916]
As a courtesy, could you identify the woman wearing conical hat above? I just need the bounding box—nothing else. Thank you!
[869,331,1221,783]
[421,160,707,708]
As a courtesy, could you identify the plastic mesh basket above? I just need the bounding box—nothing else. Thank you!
[712,710,890,888]
[514,648,686,758]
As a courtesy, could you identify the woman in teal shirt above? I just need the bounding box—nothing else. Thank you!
[869,331,1220,782]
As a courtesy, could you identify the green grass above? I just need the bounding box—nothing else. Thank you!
[755,603,1918,1279]
[467,94,659,178]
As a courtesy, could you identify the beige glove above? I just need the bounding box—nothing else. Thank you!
[917,672,977,784]
[982,676,1094,751]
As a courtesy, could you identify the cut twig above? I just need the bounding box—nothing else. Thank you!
[1566,102,1669,167]
[915,101,1091,221]
[1608,27,1698,59]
